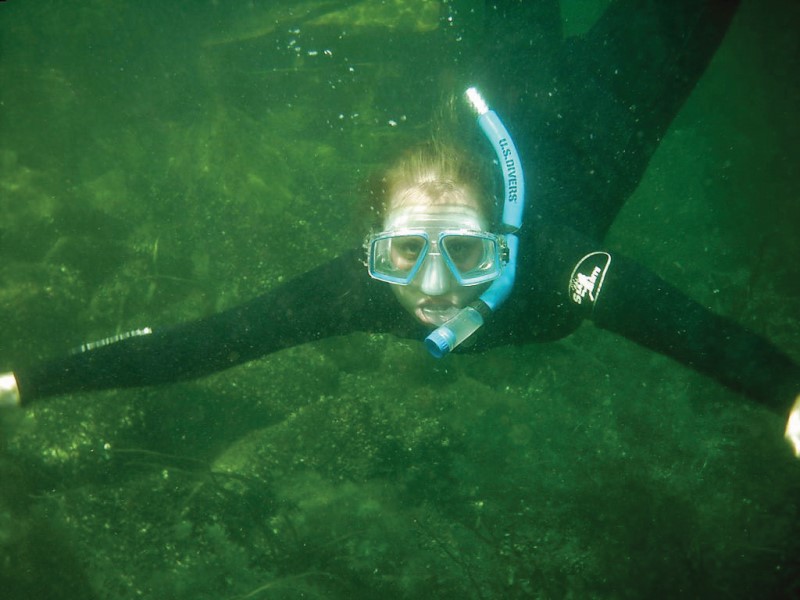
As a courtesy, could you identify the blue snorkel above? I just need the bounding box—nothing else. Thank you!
[425,87,526,358]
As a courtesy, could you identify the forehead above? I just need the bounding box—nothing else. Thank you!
[383,204,487,231]
[390,179,480,206]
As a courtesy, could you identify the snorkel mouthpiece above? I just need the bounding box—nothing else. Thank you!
[425,303,485,357]
[425,87,526,357]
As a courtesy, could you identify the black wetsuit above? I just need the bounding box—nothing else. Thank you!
[13,0,800,414]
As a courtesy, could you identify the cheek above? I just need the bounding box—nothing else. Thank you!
[453,286,483,304]
[453,282,493,309]
[391,284,421,306]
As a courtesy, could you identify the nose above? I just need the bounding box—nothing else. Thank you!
[417,254,452,296]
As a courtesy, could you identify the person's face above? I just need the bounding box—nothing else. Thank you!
[382,202,492,326]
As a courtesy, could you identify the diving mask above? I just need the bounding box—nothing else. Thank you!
[367,206,507,287]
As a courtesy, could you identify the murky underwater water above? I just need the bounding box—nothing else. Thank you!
[1,1,798,598]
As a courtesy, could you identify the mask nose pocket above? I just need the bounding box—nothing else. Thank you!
[418,255,452,296]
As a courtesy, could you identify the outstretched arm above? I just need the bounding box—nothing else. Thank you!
[590,252,800,425]
[3,249,401,406]
[488,219,800,454]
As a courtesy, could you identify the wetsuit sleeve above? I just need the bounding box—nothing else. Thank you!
[591,254,800,416]
[486,0,740,241]
[545,0,741,239]
[491,220,800,415]
[12,249,400,404]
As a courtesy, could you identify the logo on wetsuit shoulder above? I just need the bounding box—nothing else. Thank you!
[569,251,611,307]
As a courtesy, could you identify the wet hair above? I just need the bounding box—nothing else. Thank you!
[372,139,498,228]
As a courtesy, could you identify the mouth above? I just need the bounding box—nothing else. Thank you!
[415,301,461,326]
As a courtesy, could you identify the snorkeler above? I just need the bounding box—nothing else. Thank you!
[2,0,800,453]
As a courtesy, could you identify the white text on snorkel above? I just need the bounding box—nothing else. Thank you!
[498,138,518,203]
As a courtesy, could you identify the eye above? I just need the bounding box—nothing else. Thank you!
[395,237,424,258]
[443,237,484,270]
[390,236,425,267]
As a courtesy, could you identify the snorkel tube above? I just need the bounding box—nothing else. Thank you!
[425,87,526,358]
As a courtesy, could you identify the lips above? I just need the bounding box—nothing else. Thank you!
[416,302,460,326]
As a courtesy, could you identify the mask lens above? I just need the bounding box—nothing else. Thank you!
[369,233,428,284]
[441,233,501,285]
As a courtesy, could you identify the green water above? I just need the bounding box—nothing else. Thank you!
[1,1,799,598]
